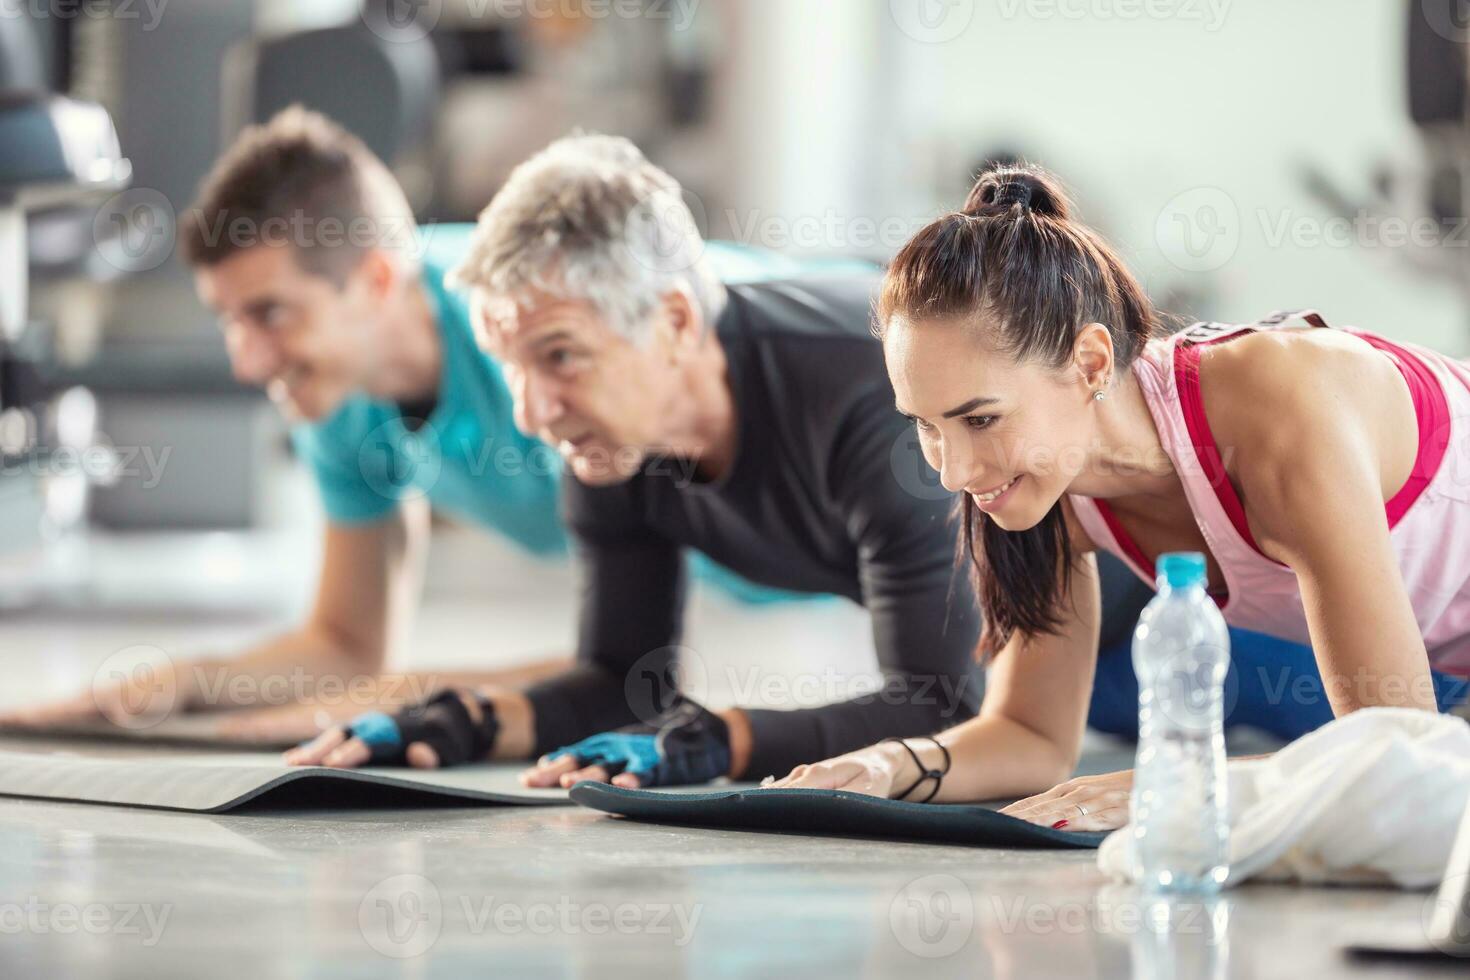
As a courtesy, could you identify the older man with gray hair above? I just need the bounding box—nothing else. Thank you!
[288,135,1146,787]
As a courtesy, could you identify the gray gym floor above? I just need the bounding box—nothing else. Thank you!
[0,746,1453,978]
[0,530,1459,977]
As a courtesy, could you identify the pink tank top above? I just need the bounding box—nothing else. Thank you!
[1067,310,1470,676]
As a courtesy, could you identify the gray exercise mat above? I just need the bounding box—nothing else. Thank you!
[0,751,571,813]
[0,716,296,748]
[570,783,1107,849]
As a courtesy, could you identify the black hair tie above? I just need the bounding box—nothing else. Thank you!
[884,736,953,803]
[994,181,1032,211]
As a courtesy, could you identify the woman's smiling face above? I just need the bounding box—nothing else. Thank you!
[882,313,1101,532]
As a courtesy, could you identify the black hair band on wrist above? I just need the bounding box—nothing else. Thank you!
[469,691,501,759]
[882,736,952,804]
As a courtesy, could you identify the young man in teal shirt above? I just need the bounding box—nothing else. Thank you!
[1,108,835,740]
[287,221,565,550]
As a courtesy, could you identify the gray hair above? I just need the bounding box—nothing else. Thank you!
[448,134,723,343]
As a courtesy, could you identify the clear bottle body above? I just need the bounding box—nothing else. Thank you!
[1130,557,1231,892]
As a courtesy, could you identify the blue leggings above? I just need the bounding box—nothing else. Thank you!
[1088,627,1470,742]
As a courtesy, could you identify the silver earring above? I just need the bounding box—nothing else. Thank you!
[1093,389,1105,402]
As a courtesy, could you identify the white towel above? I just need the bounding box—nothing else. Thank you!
[1097,707,1470,889]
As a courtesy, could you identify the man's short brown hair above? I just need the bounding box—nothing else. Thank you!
[179,106,418,286]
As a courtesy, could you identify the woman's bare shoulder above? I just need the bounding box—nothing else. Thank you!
[1198,328,1402,458]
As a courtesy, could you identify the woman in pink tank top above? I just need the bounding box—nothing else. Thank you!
[770,164,1470,833]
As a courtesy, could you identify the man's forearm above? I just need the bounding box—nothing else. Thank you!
[520,663,643,756]
[480,688,538,759]
[180,626,381,712]
[740,682,979,782]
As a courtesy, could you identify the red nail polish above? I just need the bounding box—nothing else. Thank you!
[1051,819,1069,830]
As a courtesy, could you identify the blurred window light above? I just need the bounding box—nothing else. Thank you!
[0,409,34,458]
[255,0,361,35]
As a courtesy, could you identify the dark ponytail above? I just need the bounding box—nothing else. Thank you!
[878,164,1161,657]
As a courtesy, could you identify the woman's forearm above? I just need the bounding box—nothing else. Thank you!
[899,712,1077,804]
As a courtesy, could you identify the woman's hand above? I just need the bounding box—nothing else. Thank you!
[999,769,1133,832]
[764,741,918,798]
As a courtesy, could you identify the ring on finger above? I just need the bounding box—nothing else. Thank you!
[1075,803,1089,817]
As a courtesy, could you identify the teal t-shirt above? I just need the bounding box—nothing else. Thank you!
[289,224,566,552]
[290,227,874,594]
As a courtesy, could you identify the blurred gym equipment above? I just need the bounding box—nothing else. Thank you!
[1302,1,1470,325]
[0,13,131,596]
[222,20,441,174]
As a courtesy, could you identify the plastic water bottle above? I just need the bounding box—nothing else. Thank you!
[1130,552,1231,892]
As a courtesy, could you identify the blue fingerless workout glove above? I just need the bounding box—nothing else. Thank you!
[341,689,499,766]
[550,699,732,787]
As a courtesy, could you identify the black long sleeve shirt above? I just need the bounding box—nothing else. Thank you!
[523,276,1152,779]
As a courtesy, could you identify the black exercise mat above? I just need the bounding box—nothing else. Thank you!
[569,783,1107,849]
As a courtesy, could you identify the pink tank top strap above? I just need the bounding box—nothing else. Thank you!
[1344,332,1452,525]
[1080,308,1455,584]
[1171,309,1451,557]
[1171,317,1283,560]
